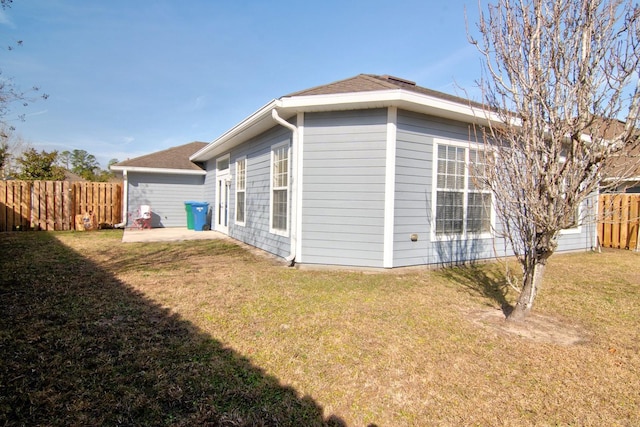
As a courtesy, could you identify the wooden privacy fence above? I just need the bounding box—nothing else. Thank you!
[0,181,123,232]
[598,193,640,250]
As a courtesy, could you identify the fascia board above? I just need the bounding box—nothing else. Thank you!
[190,90,502,162]
[279,90,499,125]
[603,175,640,182]
[110,166,207,175]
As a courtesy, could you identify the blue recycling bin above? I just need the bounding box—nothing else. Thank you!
[184,201,196,230]
[190,202,210,231]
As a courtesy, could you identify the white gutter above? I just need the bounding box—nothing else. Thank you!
[110,166,207,175]
[190,89,503,164]
[114,169,128,228]
[271,108,298,266]
[277,89,499,125]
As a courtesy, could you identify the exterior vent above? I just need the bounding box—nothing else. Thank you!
[381,75,416,86]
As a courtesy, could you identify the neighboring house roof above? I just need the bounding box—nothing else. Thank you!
[191,74,494,162]
[603,146,640,186]
[64,170,86,181]
[589,118,640,187]
[111,141,207,175]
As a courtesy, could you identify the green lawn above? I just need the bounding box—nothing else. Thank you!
[1,230,638,426]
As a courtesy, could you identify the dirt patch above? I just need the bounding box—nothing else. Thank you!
[465,307,588,346]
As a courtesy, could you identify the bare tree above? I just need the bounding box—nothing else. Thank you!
[0,1,48,130]
[0,125,28,179]
[470,0,640,321]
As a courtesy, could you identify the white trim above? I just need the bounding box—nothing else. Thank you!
[295,112,304,263]
[190,89,502,163]
[114,169,128,228]
[383,106,397,268]
[278,90,496,125]
[110,166,206,175]
[216,154,230,172]
[215,154,231,234]
[269,141,290,237]
[603,176,640,183]
[559,202,583,235]
[234,156,247,227]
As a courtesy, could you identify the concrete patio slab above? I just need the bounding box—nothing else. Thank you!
[122,227,231,243]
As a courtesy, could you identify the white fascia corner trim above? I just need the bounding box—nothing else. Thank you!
[383,106,397,269]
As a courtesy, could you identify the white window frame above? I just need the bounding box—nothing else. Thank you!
[431,139,494,240]
[235,157,246,227]
[269,142,290,236]
[558,155,583,235]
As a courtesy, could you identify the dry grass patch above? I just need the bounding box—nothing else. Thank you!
[2,231,639,426]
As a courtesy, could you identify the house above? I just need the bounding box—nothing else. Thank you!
[605,147,640,193]
[115,74,597,268]
[111,142,207,228]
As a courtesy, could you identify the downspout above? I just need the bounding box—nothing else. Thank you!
[271,108,298,266]
[114,169,128,228]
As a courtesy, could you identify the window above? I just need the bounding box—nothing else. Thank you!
[217,157,229,171]
[271,143,289,234]
[235,158,246,225]
[560,176,582,233]
[435,143,492,236]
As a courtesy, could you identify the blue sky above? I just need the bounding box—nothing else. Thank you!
[1,0,484,169]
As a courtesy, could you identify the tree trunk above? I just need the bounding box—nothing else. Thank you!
[507,260,547,322]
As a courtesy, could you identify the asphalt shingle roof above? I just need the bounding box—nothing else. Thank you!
[284,74,483,108]
[114,141,207,171]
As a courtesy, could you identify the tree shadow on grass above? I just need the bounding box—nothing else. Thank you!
[0,232,345,426]
[436,262,514,316]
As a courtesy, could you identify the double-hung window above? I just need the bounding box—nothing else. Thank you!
[434,142,492,237]
[235,158,246,225]
[271,143,289,234]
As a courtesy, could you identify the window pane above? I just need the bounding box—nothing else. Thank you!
[273,146,288,188]
[272,189,287,230]
[436,191,463,234]
[236,192,245,223]
[466,192,491,233]
[217,158,229,171]
[236,159,246,191]
[437,145,465,190]
[468,149,487,190]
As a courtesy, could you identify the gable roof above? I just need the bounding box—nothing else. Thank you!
[111,141,207,175]
[191,74,494,162]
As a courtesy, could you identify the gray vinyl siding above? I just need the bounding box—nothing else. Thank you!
[127,172,204,228]
[392,109,595,266]
[555,195,599,252]
[393,110,505,266]
[301,109,388,267]
[224,125,292,259]
[202,160,217,228]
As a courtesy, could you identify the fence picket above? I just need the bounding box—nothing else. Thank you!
[0,180,122,231]
[598,194,640,250]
